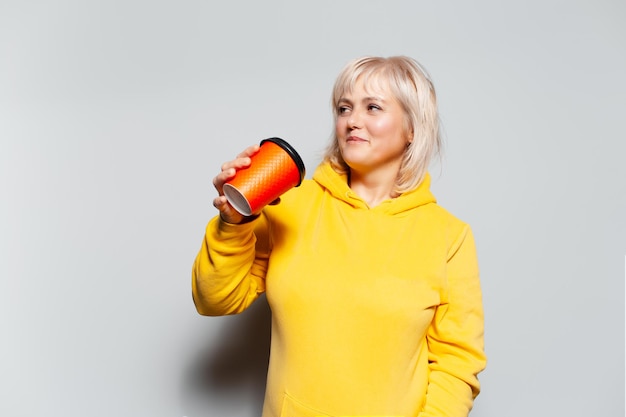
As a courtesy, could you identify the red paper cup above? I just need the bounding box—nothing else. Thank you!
[223,138,306,216]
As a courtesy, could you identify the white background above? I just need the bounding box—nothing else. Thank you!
[1,1,624,416]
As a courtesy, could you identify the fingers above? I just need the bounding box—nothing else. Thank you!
[236,144,260,159]
[212,144,260,194]
[213,195,244,224]
[211,144,260,224]
[212,167,236,194]
[212,195,229,211]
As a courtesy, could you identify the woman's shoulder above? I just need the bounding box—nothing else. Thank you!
[419,201,473,235]
[287,177,323,199]
[262,178,323,217]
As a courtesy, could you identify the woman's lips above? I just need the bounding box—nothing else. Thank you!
[346,135,368,143]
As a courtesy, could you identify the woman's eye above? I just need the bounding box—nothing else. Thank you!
[338,106,351,114]
[368,104,381,111]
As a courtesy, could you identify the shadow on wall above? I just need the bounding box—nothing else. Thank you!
[181,294,272,416]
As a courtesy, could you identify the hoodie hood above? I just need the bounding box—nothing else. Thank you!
[312,162,437,215]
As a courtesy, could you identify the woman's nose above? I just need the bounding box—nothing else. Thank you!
[348,109,362,129]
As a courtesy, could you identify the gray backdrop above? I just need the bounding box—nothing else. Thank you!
[1,1,624,416]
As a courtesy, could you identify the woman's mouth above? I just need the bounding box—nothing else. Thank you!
[346,135,368,143]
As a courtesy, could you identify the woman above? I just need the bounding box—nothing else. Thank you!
[192,56,486,417]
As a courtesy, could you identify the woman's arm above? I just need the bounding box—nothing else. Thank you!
[420,225,487,417]
[191,214,270,316]
[192,144,270,316]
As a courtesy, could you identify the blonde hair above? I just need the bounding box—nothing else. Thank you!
[323,56,441,195]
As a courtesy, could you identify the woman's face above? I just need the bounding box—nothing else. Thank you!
[335,76,410,177]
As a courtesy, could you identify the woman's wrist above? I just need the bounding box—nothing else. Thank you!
[219,213,260,225]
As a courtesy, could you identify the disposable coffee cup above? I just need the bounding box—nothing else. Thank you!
[223,137,306,216]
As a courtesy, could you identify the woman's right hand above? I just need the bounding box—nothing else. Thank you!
[212,144,260,224]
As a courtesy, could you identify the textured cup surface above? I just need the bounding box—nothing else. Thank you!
[223,138,305,216]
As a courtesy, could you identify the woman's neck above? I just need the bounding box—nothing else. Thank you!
[348,169,398,207]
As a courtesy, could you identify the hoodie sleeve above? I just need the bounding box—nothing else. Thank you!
[419,225,487,417]
[191,214,270,316]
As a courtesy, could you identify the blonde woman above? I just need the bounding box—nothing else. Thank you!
[193,56,486,417]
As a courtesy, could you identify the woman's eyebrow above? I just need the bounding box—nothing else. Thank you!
[363,96,385,103]
[337,96,386,104]
[337,97,352,104]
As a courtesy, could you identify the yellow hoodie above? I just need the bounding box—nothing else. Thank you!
[192,162,486,417]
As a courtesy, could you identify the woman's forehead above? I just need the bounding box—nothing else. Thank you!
[344,71,392,97]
